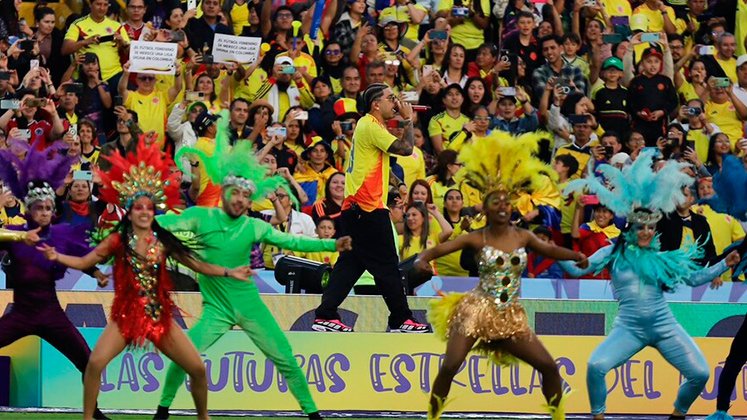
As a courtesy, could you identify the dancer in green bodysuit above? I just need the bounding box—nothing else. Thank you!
[153,115,352,420]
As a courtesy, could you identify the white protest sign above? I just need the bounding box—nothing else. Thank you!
[129,41,178,75]
[212,34,261,65]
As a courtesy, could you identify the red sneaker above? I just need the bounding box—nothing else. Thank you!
[312,318,353,332]
[391,319,430,333]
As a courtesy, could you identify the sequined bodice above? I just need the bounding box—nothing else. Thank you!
[477,246,527,307]
[126,233,166,322]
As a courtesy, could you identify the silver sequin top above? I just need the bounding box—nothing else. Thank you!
[477,246,527,308]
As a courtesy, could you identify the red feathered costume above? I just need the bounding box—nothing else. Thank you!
[96,138,182,347]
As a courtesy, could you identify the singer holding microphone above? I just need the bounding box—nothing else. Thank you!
[312,83,430,334]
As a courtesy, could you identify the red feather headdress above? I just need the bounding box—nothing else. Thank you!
[96,137,181,211]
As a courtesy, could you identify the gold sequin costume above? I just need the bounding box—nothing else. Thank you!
[429,245,531,366]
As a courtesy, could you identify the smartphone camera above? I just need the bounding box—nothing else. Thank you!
[686,107,702,117]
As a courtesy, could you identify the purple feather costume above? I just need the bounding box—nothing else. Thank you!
[0,140,94,377]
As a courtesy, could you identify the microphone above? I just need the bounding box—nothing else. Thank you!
[412,105,431,112]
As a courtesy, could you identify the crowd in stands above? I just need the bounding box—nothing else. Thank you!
[0,0,746,283]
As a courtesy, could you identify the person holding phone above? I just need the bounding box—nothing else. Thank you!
[62,0,130,88]
[631,0,677,34]
[0,90,65,151]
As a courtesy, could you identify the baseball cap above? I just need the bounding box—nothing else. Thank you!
[737,54,747,68]
[274,56,294,66]
[602,57,624,71]
[193,111,220,134]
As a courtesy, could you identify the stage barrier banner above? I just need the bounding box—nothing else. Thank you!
[0,336,41,407]
[0,291,744,337]
[38,331,747,416]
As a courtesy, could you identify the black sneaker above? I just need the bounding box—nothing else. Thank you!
[308,412,324,419]
[153,405,170,420]
[391,319,429,333]
[93,408,110,420]
[312,318,353,332]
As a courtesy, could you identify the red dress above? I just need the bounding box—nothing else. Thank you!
[107,232,174,347]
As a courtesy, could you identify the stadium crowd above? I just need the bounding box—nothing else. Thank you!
[0,0,746,284]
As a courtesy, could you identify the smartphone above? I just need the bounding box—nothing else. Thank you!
[169,30,185,43]
[581,194,600,206]
[0,72,10,81]
[422,65,434,75]
[114,96,124,107]
[498,87,517,96]
[340,121,353,131]
[20,39,35,51]
[602,33,624,44]
[0,99,19,110]
[185,91,205,101]
[386,119,400,129]
[25,98,47,107]
[281,65,296,74]
[452,6,469,17]
[568,114,589,125]
[202,55,214,65]
[66,82,84,94]
[68,124,77,137]
[29,59,39,70]
[698,45,715,55]
[714,77,731,88]
[640,33,661,43]
[187,0,197,10]
[97,34,115,43]
[430,30,448,40]
[16,129,30,139]
[73,170,93,181]
[604,146,614,158]
[268,127,287,138]
[686,106,702,116]
[558,85,572,94]
[610,16,629,26]
[401,91,419,102]
[295,110,308,120]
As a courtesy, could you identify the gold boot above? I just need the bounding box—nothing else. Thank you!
[543,391,570,420]
[427,393,450,420]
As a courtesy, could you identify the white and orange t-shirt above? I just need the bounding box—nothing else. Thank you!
[343,114,397,212]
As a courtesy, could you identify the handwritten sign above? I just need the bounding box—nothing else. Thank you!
[129,41,177,75]
[212,34,261,65]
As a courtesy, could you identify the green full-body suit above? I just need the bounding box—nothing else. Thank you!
[156,206,336,413]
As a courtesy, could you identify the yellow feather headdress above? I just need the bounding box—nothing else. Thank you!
[458,131,559,210]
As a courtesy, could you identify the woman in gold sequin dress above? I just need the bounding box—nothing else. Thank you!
[413,133,589,420]
[38,139,253,420]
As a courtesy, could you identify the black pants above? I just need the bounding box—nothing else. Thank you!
[315,206,413,328]
[717,314,747,411]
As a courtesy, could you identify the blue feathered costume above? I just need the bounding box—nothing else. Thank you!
[560,150,731,417]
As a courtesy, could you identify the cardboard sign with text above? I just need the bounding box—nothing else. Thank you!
[129,41,178,75]
[212,34,261,65]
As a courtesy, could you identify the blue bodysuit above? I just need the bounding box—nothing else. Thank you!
[561,245,729,415]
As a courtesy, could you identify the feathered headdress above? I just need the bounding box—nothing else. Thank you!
[0,140,75,208]
[458,131,559,206]
[564,149,693,225]
[174,110,290,201]
[96,136,181,211]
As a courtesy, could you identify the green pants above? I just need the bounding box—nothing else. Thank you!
[158,292,318,414]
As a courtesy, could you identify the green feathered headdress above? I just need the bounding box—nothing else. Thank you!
[175,110,293,204]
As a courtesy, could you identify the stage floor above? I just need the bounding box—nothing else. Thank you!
[1,411,745,419]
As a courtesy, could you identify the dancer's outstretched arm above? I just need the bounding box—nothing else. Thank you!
[0,227,40,246]
[558,245,614,278]
[414,232,480,273]
[176,254,255,282]
[685,251,741,287]
[36,235,112,270]
[525,229,588,264]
